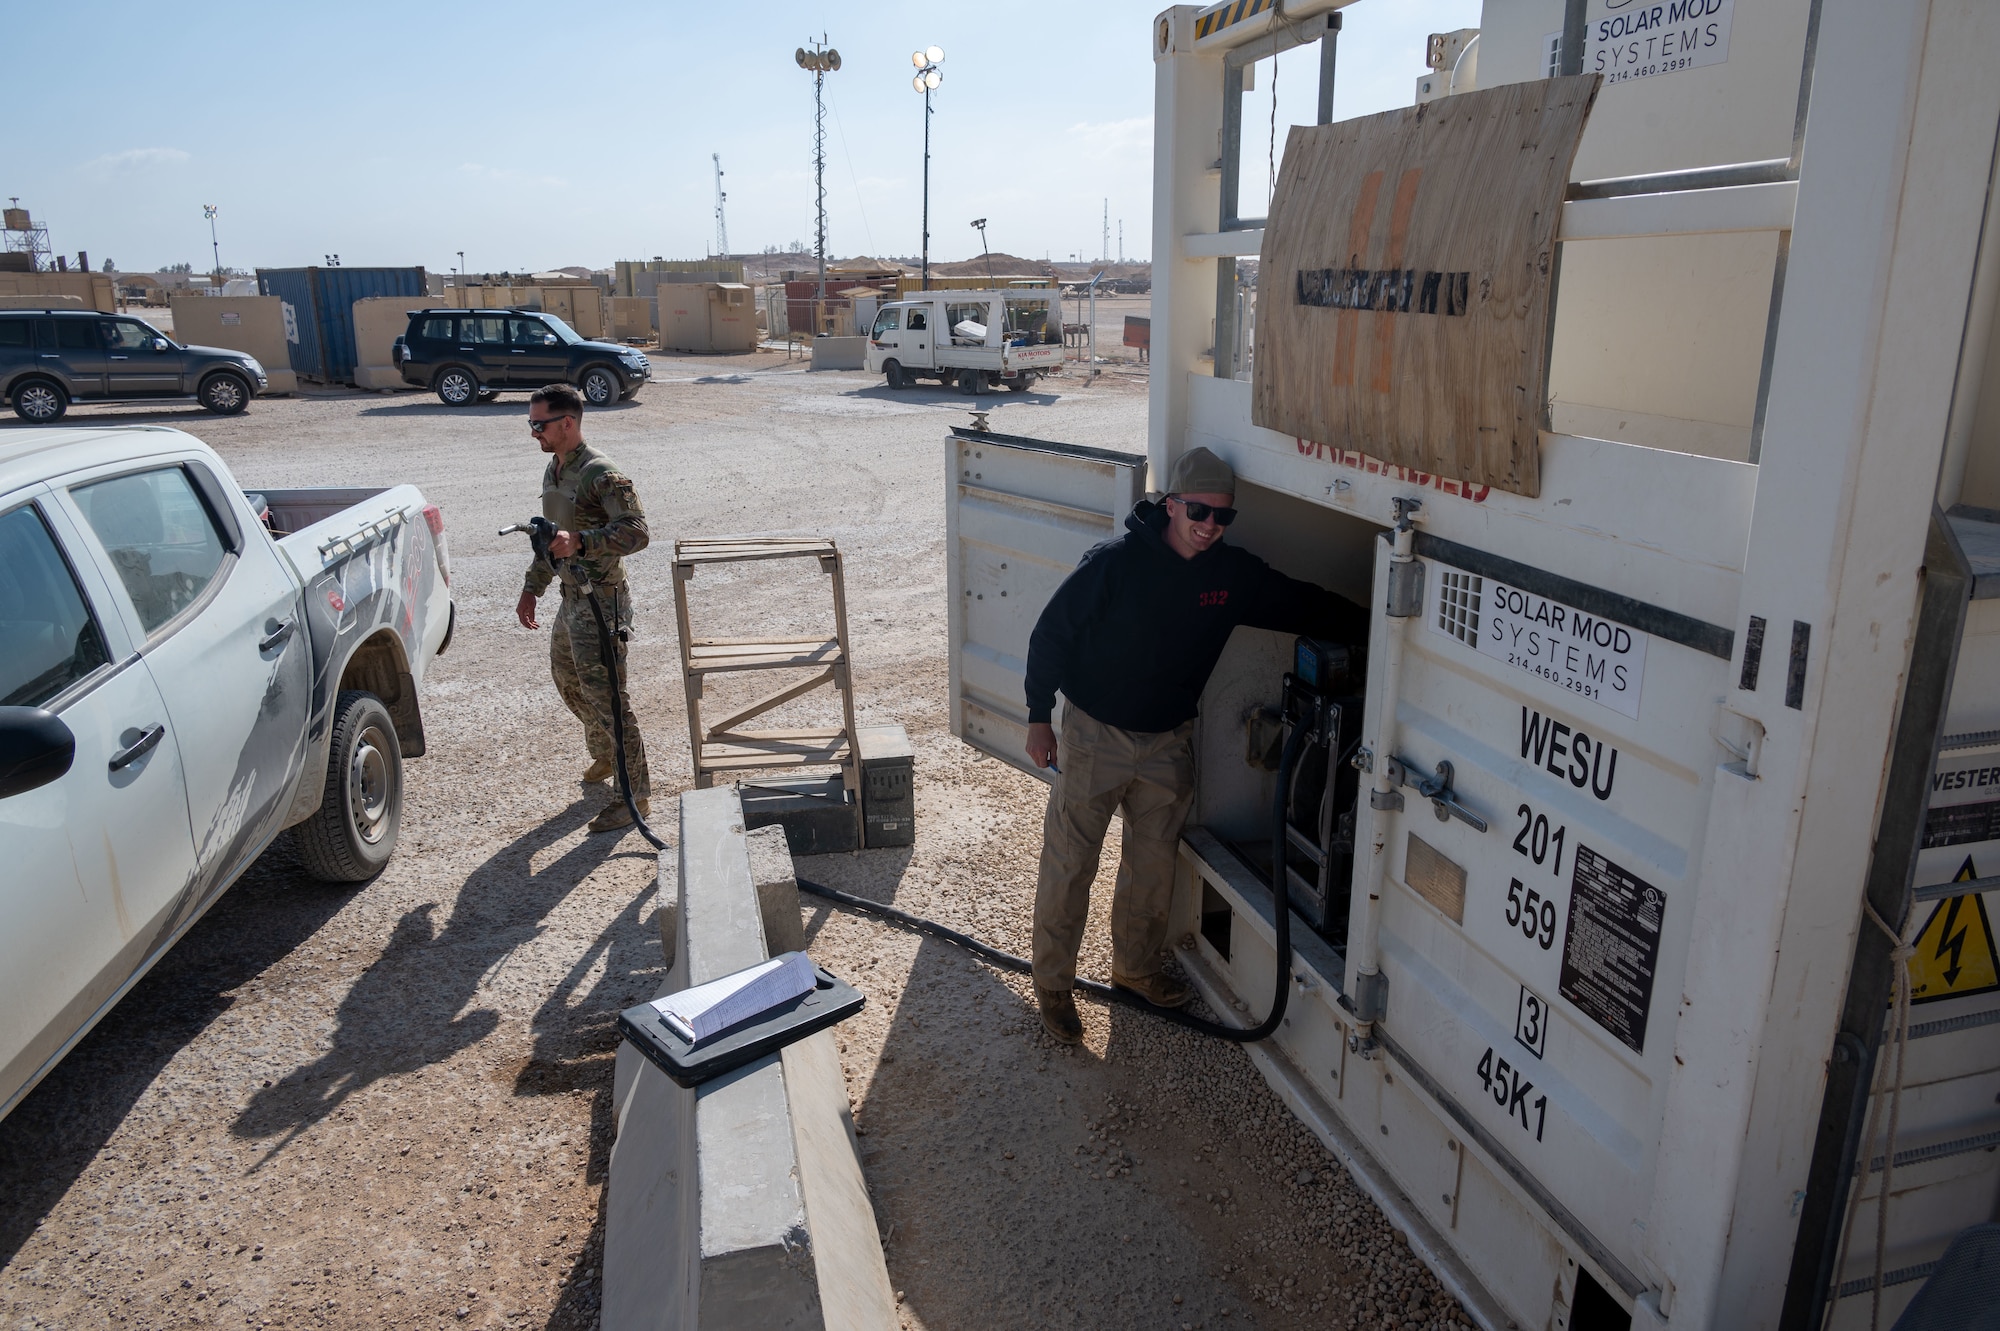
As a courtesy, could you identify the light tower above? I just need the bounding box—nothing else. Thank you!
[910,45,944,289]
[712,153,729,259]
[795,37,842,311]
[203,204,221,285]
[1102,199,1109,264]
[971,218,993,286]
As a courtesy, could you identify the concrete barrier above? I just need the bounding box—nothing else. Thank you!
[168,296,299,394]
[809,336,867,371]
[605,788,894,1331]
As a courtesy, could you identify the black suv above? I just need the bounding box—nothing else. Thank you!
[0,309,268,423]
[393,309,650,407]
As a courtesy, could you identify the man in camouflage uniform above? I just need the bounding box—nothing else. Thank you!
[514,384,653,834]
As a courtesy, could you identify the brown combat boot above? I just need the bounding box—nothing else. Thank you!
[1111,969,1193,1009]
[1037,988,1083,1045]
[588,797,650,834]
[581,757,614,785]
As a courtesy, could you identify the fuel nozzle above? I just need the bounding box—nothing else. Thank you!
[498,515,559,566]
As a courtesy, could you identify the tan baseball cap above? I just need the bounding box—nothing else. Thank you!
[1166,446,1235,496]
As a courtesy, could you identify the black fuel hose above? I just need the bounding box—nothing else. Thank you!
[581,584,669,852]
[795,722,1309,1043]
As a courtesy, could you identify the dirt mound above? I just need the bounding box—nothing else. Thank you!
[927,251,1057,278]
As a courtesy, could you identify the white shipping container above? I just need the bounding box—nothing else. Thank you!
[945,2,2000,1327]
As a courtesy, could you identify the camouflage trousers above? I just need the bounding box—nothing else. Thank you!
[551,585,651,800]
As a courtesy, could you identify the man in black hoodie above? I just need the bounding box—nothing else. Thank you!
[1023,447,1367,1044]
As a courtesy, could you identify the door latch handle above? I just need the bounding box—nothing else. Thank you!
[1378,756,1488,832]
[259,619,295,652]
[109,724,166,771]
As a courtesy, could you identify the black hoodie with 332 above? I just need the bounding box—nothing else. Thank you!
[1023,500,1368,734]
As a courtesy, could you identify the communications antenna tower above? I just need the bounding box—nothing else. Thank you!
[795,37,842,306]
[712,154,729,258]
[1102,199,1109,264]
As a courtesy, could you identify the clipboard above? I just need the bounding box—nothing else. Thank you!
[617,966,865,1088]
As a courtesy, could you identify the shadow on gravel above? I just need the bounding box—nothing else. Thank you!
[0,836,356,1270]
[844,381,1065,408]
[228,796,654,1164]
[353,398,644,418]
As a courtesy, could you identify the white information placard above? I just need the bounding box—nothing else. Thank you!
[1584,0,1734,87]
[1428,567,1649,719]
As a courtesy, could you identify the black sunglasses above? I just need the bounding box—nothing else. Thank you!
[528,414,577,434]
[1171,496,1237,526]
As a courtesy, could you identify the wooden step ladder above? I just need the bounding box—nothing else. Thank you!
[671,537,862,841]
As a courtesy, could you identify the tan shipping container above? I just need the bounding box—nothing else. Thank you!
[442,284,605,339]
[167,296,298,394]
[0,272,116,313]
[610,297,652,342]
[351,295,441,391]
[658,283,758,354]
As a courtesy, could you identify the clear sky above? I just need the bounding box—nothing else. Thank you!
[8,0,1480,275]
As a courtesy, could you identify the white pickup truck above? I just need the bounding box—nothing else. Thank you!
[865,289,1066,394]
[0,425,454,1121]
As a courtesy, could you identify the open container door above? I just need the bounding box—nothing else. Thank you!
[945,426,1145,778]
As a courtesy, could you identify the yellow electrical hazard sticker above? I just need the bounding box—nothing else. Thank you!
[1907,858,2000,1004]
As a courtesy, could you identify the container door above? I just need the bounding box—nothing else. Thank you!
[945,429,1144,777]
[1346,470,1746,1305]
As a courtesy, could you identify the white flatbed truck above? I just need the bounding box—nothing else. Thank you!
[944,1,2000,1327]
[866,289,1065,394]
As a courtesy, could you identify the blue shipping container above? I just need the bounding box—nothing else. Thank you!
[256,266,427,383]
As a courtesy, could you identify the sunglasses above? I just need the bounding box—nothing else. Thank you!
[528,415,577,434]
[1171,496,1237,526]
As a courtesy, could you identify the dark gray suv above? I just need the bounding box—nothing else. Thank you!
[392,309,649,407]
[0,310,269,423]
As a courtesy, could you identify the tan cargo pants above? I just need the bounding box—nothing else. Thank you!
[551,584,650,800]
[1032,702,1197,992]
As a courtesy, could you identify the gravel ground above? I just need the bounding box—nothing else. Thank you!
[0,357,1466,1330]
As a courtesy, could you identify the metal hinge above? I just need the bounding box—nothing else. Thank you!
[1385,556,1426,618]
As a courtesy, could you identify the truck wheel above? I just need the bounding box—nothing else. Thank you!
[884,360,907,390]
[1006,372,1036,393]
[959,368,984,396]
[580,365,620,406]
[198,372,251,415]
[435,366,478,407]
[295,690,404,882]
[11,376,67,423]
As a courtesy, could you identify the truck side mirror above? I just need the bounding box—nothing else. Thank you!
[0,707,76,799]
[152,337,171,353]
[544,334,559,346]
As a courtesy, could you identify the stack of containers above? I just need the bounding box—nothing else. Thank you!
[256,266,427,385]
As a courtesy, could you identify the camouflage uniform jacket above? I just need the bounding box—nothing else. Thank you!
[523,443,649,597]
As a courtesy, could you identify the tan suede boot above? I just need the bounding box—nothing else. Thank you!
[581,757,615,785]
[1111,969,1193,1009]
[1036,988,1083,1045]
[588,797,650,834]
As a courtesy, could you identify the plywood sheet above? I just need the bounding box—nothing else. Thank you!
[1252,75,1600,499]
